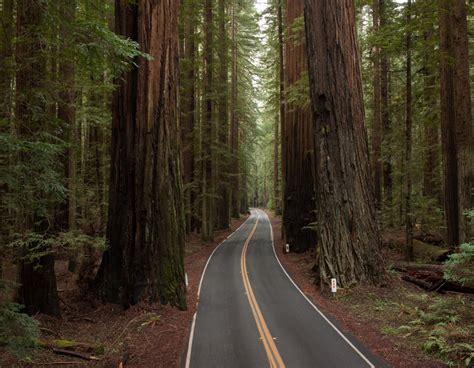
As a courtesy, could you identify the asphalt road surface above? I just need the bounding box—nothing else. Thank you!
[185,209,387,368]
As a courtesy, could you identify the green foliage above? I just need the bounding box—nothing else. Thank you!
[444,243,474,287]
[0,302,39,359]
[380,295,473,367]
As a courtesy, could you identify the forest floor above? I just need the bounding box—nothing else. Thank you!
[0,216,248,368]
[267,211,473,368]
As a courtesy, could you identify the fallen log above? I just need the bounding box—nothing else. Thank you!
[391,262,443,275]
[52,348,100,361]
[401,275,432,290]
[412,230,444,246]
[401,274,474,294]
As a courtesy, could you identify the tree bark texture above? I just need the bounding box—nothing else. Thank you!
[439,0,473,246]
[95,0,187,310]
[283,0,316,253]
[304,0,385,287]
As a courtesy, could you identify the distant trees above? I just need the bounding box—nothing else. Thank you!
[282,0,316,253]
[304,0,385,286]
[15,0,61,317]
[179,0,260,241]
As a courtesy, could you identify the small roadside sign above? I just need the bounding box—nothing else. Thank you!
[285,244,290,253]
[331,278,337,293]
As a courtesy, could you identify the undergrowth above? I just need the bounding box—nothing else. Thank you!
[381,295,473,367]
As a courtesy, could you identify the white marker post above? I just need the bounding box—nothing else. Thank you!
[285,243,290,253]
[185,273,189,288]
[331,278,337,295]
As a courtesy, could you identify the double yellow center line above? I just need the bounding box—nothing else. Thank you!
[240,214,286,368]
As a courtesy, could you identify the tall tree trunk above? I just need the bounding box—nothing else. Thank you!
[304,0,385,287]
[95,0,186,310]
[0,0,15,276]
[201,0,215,240]
[58,0,77,232]
[276,0,284,217]
[216,0,230,230]
[230,2,240,218]
[273,113,280,215]
[16,0,61,317]
[371,0,382,207]
[404,0,414,261]
[422,14,440,204]
[180,0,197,234]
[380,0,392,217]
[439,0,473,246]
[283,0,316,253]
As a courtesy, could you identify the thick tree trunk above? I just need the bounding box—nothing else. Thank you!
[283,0,316,253]
[16,0,61,317]
[439,0,473,246]
[304,0,385,287]
[404,0,414,261]
[371,0,382,207]
[216,0,230,230]
[95,0,186,310]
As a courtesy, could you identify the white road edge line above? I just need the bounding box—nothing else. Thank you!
[258,209,376,368]
[185,214,254,368]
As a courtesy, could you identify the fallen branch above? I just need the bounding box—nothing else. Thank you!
[401,275,432,290]
[391,262,443,275]
[53,348,100,361]
[32,361,84,366]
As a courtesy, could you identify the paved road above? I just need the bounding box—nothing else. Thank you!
[185,209,387,368]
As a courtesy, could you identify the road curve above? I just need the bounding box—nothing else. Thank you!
[185,209,387,368]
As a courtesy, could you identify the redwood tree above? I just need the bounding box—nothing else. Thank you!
[304,0,385,287]
[95,0,186,309]
[438,0,473,247]
[283,0,316,253]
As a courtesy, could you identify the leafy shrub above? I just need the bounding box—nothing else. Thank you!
[444,242,474,287]
[0,303,39,358]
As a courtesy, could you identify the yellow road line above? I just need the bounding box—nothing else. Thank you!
[241,215,285,368]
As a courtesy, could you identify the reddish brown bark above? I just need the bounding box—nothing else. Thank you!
[439,0,473,246]
[95,0,186,309]
[304,0,385,287]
